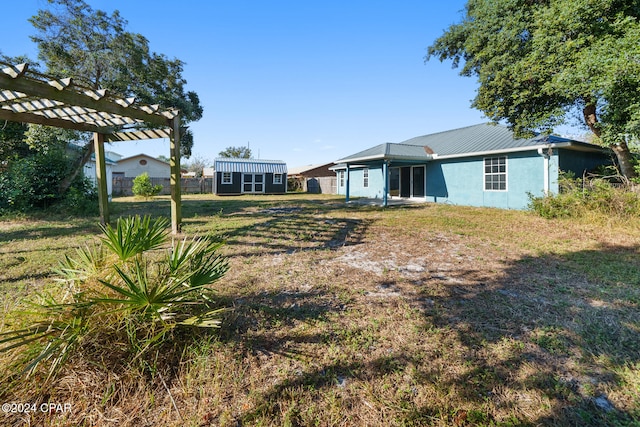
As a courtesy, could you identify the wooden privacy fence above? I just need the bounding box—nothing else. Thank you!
[305,177,337,194]
[113,177,212,196]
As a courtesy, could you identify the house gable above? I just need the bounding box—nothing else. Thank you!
[113,154,172,178]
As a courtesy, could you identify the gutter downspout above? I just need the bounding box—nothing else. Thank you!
[537,146,551,195]
[345,163,350,203]
[382,160,389,207]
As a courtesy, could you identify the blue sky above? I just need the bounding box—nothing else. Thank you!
[3,0,487,167]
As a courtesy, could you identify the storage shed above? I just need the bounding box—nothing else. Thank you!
[213,158,288,195]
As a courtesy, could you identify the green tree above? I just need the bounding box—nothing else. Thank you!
[0,53,32,160]
[183,154,211,178]
[0,147,91,212]
[132,172,162,198]
[427,0,640,178]
[0,121,29,160]
[29,0,203,158]
[218,146,253,159]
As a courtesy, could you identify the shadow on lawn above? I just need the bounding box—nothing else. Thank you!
[411,243,639,426]
[0,222,97,243]
[229,243,639,426]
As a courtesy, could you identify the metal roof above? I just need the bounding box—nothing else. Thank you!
[214,158,288,174]
[335,143,435,163]
[399,123,603,157]
[335,123,607,164]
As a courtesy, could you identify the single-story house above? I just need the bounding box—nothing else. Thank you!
[332,123,612,209]
[213,158,288,195]
[112,154,172,179]
[83,152,118,198]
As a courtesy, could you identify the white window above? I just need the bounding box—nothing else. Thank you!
[484,156,507,191]
[273,173,283,184]
[363,168,369,188]
[222,172,232,184]
[339,171,345,187]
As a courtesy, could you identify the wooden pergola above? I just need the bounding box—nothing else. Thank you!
[0,62,182,233]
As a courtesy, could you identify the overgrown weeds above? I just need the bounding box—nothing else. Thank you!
[0,215,228,382]
[1,195,638,426]
[529,172,640,219]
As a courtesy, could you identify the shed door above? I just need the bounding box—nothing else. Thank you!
[254,174,264,192]
[242,173,265,193]
[243,174,253,193]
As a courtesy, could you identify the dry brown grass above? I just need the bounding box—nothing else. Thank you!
[1,194,639,426]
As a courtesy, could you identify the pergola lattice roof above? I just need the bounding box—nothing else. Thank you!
[0,62,175,140]
[0,61,182,232]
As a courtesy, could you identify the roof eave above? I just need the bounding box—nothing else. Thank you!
[432,141,606,160]
[333,153,433,164]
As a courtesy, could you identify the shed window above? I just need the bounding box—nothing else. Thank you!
[363,168,369,188]
[273,173,283,184]
[339,171,345,187]
[222,172,232,184]
[484,156,507,191]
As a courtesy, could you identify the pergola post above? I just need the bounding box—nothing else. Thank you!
[170,115,182,234]
[93,132,109,225]
[0,62,181,226]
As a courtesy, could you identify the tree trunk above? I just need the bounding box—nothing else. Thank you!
[583,101,637,179]
[58,142,95,194]
[611,140,637,179]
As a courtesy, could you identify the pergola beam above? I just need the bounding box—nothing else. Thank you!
[0,71,174,128]
[0,109,114,133]
[105,128,171,142]
[0,61,184,234]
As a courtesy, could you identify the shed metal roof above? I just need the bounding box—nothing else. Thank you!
[214,158,288,174]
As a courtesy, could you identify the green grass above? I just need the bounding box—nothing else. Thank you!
[1,193,639,426]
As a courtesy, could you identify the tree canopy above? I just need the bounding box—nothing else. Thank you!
[427,0,640,178]
[29,0,202,157]
[218,146,253,159]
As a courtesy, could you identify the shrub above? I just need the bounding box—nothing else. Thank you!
[0,215,228,378]
[0,149,72,212]
[132,172,163,198]
[0,149,97,215]
[529,172,640,219]
[58,177,99,215]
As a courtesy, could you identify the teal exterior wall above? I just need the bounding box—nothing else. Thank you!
[336,165,386,199]
[336,148,609,210]
[558,148,612,177]
[425,151,553,209]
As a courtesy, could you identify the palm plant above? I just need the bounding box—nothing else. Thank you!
[0,215,229,378]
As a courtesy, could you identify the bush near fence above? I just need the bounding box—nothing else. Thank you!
[113,177,213,196]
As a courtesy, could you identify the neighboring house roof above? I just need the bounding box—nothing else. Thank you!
[288,162,335,176]
[214,158,288,174]
[116,153,170,166]
[335,123,607,164]
[88,152,118,165]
